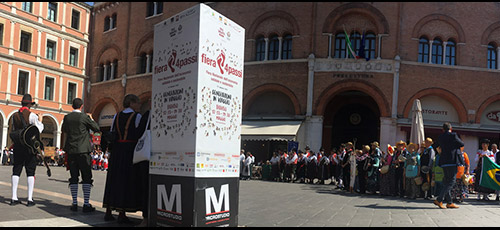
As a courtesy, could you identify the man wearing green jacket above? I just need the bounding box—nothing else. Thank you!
[62,98,100,213]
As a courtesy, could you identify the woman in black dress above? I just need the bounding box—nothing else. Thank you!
[103,94,148,224]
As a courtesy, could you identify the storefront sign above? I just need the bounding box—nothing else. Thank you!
[98,103,116,127]
[486,111,500,123]
[411,95,459,123]
[150,3,244,227]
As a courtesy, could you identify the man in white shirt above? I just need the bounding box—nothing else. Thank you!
[10,94,44,207]
[285,149,298,182]
[239,149,245,180]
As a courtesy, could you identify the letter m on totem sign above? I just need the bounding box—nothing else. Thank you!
[205,184,229,215]
[157,184,182,213]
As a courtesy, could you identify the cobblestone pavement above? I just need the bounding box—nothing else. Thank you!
[0,165,500,227]
[238,179,500,227]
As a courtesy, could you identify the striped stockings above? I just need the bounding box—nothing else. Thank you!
[82,184,91,206]
[70,184,78,205]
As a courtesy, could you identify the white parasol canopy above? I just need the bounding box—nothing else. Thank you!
[410,99,425,148]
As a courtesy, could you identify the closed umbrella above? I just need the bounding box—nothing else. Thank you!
[410,99,425,147]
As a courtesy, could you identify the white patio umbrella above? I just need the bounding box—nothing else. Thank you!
[410,99,425,148]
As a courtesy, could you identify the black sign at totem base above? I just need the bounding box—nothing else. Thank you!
[149,175,239,227]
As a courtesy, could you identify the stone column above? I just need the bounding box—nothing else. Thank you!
[264,38,269,61]
[277,37,282,60]
[55,130,61,149]
[380,117,397,153]
[110,62,115,80]
[497,47,500,70]
[392,56,400,118]
[1,124,8,154]
[428,40,433,64]
[442,41,447,65]
[307,53,315,116]
[377,34,383,59]
[103,64,108,81]
[146,54,151,73]
[327,34,332,58]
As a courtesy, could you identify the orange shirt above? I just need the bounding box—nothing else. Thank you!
[456,152,470,179]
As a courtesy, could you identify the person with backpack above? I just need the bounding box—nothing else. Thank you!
[9,94,44,207]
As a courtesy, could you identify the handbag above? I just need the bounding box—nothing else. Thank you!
[133,114,151,164]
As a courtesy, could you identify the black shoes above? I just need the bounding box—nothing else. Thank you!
[70,204,78,212]
[10,199,21,206]
[104,214,115,221]
[82,204,96,213]
[117,215,132,224]
[26,200,35,207]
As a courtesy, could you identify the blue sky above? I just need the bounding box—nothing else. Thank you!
[86,2,94,6]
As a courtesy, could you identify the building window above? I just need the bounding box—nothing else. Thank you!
[148,54,153,73]
[147,2,163,17]
[350,32,362,57]
[48,2,57,22]
[111,14,117,29]
[112,59,118,79]
[431,38,443,64]
[268,35,279,60]
[334,33,346,58]
[18,70,29,95]
[364,33,376,59]
[71,9,80,30]
[445,39,456,66]
[418,36,429,63]
[99,64,105,82]
[46,40,56,60]
[138,53,147,74]
[282,34,292,60]
[0,24,4,46]
[255,36,265,61]
[67,82,76,104]
[104,16,110,31]
[22,2,32,13]
[20,31,31,53]
[104,14,117,32]
[488,43,497,69]
[106,61,111,80]
[69,47,78,67]
[44,77,54,101]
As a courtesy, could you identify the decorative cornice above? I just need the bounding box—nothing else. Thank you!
[314,58,395,73]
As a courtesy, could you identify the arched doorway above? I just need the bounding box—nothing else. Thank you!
[323,91,380,150]
[41,116,57,147]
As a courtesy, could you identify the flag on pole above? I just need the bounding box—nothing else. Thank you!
[479,156,500,191]
[343,27,360,59]
[358,30,370,61]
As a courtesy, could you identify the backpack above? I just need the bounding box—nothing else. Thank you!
[9,112,29,146]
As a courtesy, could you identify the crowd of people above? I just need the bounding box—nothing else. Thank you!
[90,147,109,171]
[255,131,500,205]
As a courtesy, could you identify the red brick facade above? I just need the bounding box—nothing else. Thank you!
[87,2,500,166]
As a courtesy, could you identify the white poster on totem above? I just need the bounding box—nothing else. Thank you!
[151,5,199,177]
[195,4,244,178]
[151,3,244,178]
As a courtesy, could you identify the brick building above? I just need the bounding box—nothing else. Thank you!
[0,2,91,155]
[87,2,500,169]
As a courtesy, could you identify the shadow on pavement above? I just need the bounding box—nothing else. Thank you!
[253,178,500,209]
[0,194,142,227]
[48,178,70,183]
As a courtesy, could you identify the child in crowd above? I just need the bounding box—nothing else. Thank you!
[404,143,420,199]
[432,146,444,198]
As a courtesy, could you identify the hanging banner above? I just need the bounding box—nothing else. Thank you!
[150,3,244,227]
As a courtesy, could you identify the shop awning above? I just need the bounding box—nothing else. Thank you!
[241,120,302,141]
